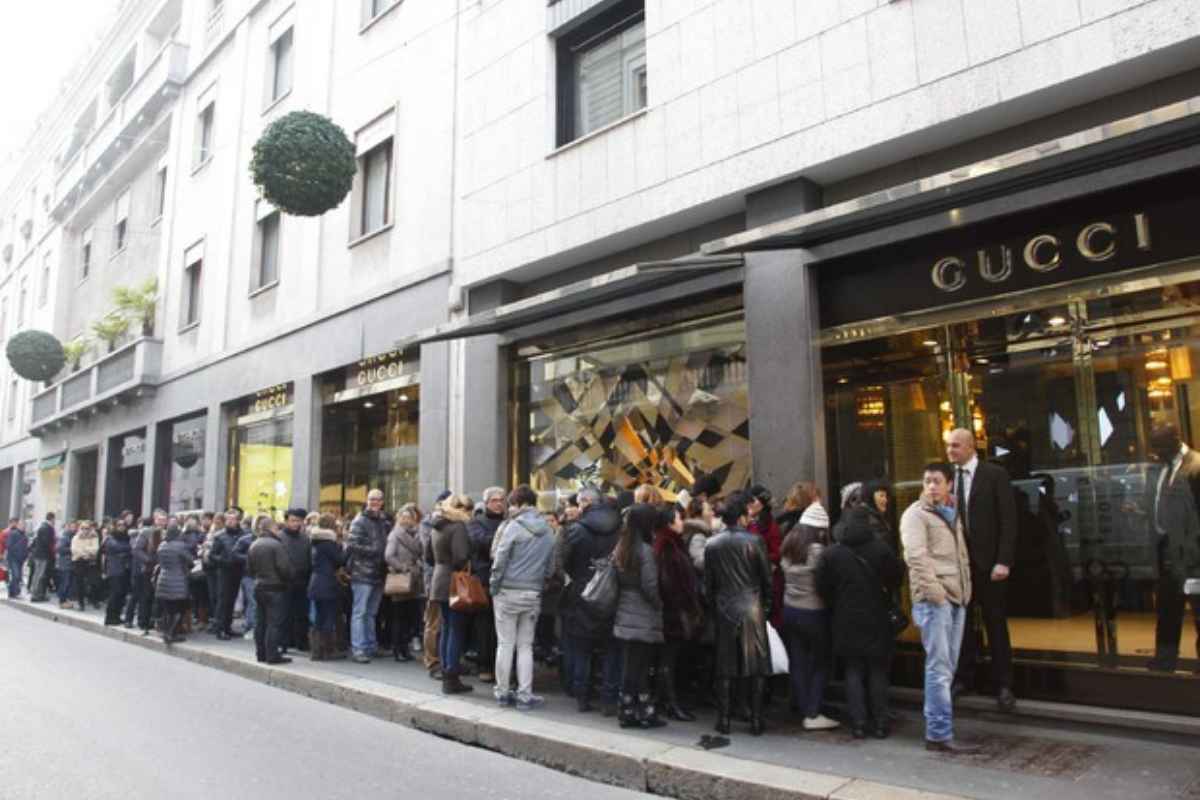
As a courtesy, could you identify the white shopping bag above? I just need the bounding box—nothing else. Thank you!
[767,621,789,675]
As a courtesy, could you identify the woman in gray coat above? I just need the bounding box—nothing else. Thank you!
[156,525,195,644]
[385,503,425,662]
[612,503,665,729]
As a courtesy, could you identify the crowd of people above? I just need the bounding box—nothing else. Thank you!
[1,428,1021,750]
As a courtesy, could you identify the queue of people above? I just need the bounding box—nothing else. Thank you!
[1,428,1023,749]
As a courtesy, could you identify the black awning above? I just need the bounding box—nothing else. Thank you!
[400,255,742,347]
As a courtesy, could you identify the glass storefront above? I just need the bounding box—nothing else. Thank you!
[226,384,293,520]
[514,314,750,505]
[318,350,420,517]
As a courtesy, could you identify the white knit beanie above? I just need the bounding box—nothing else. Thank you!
[799,502,830,529]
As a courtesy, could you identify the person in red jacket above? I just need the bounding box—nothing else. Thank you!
[747,485,783,628]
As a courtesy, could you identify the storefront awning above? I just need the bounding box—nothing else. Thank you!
[39,453,66,470]
[702,95,1200,256]
[400,255,743,347]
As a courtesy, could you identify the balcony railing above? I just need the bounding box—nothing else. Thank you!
[29,337,163,435]
[51,41,189,221]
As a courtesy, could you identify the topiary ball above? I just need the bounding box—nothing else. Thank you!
[7,330,65,382]
[250,110,357,217]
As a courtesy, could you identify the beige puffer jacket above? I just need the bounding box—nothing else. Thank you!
[899,499,972,607]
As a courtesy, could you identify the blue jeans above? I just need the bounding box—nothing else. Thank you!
[913,600,966,742]
[438,601,469,675]
[6,557,24,597]
[241,576,257,632]
[570,634,622,704]
[56,568,74,604]
[782,607,830,718]
[351,581,384,656]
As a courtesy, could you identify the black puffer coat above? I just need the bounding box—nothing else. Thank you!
[101,531,133,579]
[466,512,502,589]
[816,508,905,660]
[560,503,620,640]
[155,532,194,601]
[347,510,388,585]
[704,526,773,678]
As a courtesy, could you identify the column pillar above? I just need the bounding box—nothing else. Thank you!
[418,341,451,510]
[203,401,228,514]
[290,376,319,511]
[743,178,827,500]
[460,334,510,498]
[140,423,157,517]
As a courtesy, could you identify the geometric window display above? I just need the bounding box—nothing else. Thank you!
[522,317,751,504]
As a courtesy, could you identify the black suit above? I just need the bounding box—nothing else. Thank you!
[1149,449,1200,670]
[955,459,1018,693]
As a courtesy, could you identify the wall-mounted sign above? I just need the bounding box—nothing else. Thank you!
[240,383,293,416]
[818,169,1200,328]
[121,435,146,468]
[346,350,409,392]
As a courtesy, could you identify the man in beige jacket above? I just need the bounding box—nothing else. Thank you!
[900,462,978,754]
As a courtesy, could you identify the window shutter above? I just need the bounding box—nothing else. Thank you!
[355,110,395,157]
[116,189,131,221]
[575,35,623,136]
[184,239,205,268]
[82,227,93,246]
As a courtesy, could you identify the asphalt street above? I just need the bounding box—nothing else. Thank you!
[0,603,652,800]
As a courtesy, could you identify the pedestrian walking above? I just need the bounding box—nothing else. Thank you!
[29,512,55,602]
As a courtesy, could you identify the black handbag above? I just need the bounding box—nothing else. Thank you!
[852,552,909,636]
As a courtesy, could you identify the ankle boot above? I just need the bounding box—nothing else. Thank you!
[732,678,752,722]
[749,677,766,736]
[637,693,668,729]
[442,671,473,695]
[658,666,695,722]
[618,693,640,728]
[715,679,732,735]
[309,630,324,661]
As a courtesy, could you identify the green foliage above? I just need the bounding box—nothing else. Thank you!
[61,337,91,369]
[91,315,130,351]
[113,277,158,334]
[6,330,65,381]
[250,111,356,217]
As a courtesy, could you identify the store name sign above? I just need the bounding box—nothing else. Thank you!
[931,213,1152,293]
[349,351,406,390]
[252,384,291,414]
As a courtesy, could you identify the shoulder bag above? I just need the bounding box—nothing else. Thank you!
[851,551,909,636]
[580,555,619,619]
[450,562,489,612]
[384,570,414,597]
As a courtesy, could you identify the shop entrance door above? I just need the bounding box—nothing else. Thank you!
[823,273,1200,712]
[72,450,99,522]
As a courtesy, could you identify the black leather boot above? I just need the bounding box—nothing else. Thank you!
[658,666,695,722]
[715,679,732,735]
[637,693,668,729]
[618,694,640,728]
[749,677,766,736]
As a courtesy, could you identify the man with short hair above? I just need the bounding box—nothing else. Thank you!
[467,488,506,682]
[281,507,312,652]
[210,510,245,640]
[347,489,389,663]
[901,462,979,754]
[55,520,76,608]
[3,518,28,599]
[29,512,56,602]
[125,511,165,632]
[248,518,294,664]
[946,428,1018,712]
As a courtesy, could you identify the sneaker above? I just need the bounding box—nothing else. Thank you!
[352,654,371,664]
[803,715,840,731]
[495,692,513,708]
[515,695,545,712]
[478,672,496,684]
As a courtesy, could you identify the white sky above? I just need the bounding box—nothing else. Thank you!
[0,0,119,187]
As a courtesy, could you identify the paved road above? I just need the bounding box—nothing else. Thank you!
[0,603,651,800]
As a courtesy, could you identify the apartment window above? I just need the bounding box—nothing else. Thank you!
[253,204,281,290]
[114,189,130,252]
[556,1,646,146]
[17,278,27,328]
[268,28,294,104]
[362,0,397,26]
[182,258,202,328]
[195,101,215,167]
[156,168,168,219]
[7,380,17,422]
[80,227,93,280]
[39,253,50,307]
[353,137,393,239]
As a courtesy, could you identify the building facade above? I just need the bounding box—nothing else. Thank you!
[2,0,1199,714]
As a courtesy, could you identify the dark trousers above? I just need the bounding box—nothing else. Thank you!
[56,567,74,604]
[125,572,154,630]
[570,634,621,703]
[287,584,309,649]
[74,562,99,609]
[391,597,422,653]
[215,567,241,635]
[1154,572,1200,668]
[104,574,131,624]
[956,570,1013,692]
[620,639,657,697]
[472,604,496,671]
[205,571,220,620]
[160,598,188,640]
[437,601,469,674]
[313,598,338,634]
[254,586,289,662]
[843,655,890,728]
[30,558,50,600]
[782,607,831,718]
[189,574,210,620]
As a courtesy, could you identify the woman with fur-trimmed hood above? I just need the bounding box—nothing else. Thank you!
[307,513,346,661]
[427,494,475,695]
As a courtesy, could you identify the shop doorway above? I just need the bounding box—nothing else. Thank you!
[822,269,1200,712]
[105,431,146,518]
[0,467,11,522]
[71,449,99,521]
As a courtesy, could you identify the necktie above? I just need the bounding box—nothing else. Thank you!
[956,467,968,530]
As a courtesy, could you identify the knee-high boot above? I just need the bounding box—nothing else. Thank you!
[658,666,695,722]
[750,676,766,736]
[715,679,732,734]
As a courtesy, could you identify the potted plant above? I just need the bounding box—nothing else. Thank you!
[113,277,158,337]
[61,337,91,372]
[91,314,130,353]
[5,330,65,382]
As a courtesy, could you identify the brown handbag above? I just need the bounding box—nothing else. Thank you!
[449,563,489,612]
[384,570,413,597]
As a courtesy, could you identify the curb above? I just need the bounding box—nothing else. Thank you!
[8,599,967,800]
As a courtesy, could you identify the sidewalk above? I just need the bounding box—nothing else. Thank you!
[7,597,1199,800]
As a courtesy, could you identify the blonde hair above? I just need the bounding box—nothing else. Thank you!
[318,512,337,530]
[784,481,821,512]
[634,484,663,504]
[445,493,474,513]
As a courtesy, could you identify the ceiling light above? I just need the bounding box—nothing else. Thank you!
[398,394,409,402]
[836,377,849,385]
[1048,315,1067,327]
[922,338,939,347]
[1145,359,1168,370]
[975,357,989,365]
[362,400,375,409]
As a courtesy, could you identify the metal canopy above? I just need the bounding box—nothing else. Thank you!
[702,95,1200,256]
[398,255,743,348]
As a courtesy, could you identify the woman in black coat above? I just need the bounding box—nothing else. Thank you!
[653,504,703,721]
[101,524,133,626]
[816,506,904,739]
[156,526,195,644]
[308,513,347,660]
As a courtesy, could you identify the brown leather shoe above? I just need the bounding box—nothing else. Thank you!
[925,739,982,754]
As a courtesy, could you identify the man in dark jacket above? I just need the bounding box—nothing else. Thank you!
[124,512,164,632]
[248,520,294,664]
[281,507,312,652]
[347,490,389,663]
[466,488,505,682]
[947,428,1019,711]
[705,491,773,736]
[55,521,76,608]
[29,512,56,602]
[4,519,28,599]
[210,510,245,640]
[232,521,256,636]
[560,487,621,713]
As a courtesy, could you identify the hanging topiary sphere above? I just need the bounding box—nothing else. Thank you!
[6,330,65,382]
[250,111,357,217]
